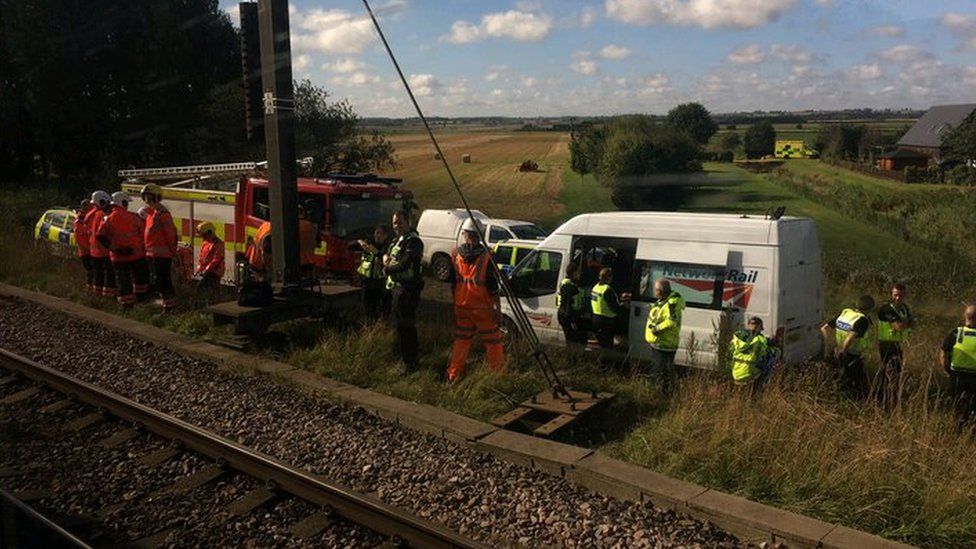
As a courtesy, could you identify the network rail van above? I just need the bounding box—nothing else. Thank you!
[500,212,823,368]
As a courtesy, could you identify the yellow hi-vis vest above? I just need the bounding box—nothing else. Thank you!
[835,308,870,356]
[877,303,911,343]
[557,278,585,313]
[590,283,616,318]
[730,331,768,384]
[357,248,384,280]
[951,327,976,373]
[385,231,422,290]
[645,291,685,352]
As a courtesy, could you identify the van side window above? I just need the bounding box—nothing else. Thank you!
[634,260,724,309]
[489,226,508,243]
[510,250,563,298]
[252,187,270,220]
[48,212,67,228]
[494,245,514,265]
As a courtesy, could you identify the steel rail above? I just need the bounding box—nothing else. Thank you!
[0,348,486,549]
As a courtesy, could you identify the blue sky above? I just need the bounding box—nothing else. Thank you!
[222,0,976,117]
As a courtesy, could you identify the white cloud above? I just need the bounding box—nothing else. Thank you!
[324,58,367,73]
[444,10,552,43]
[331,72,382,86]
[644,73,670,93]
[877,44,931,62]
[942,13,976,51]
[604,0,797,30]
[522,76,538,88]
[872,25,904,38]
[407,73,442,96]
[846,62,882,80]
[728,44,765,64]
[293,54,310,72]
[580,6,599,27]
[600,44,632,59]
[292,8,376,54]
[770,44,812,63]
[571,59,598,75]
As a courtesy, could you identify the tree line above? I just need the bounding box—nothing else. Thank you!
[0,0,394,189]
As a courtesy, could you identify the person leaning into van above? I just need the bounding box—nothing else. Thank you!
[354,224,392,320]
[557,263,588,347]
[821,295,875,398]
[590,267,628,349]
[730,317,771,388]
[645,279,686,386]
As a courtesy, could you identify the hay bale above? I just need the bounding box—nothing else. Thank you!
[461,154,471,163]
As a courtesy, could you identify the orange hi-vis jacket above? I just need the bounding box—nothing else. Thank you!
[85,208,109,258]
[246,222,272,271]
[98,205,145,263]
[74,211,91,257]
[299,219,317,267]
[145,206,178,259]
[452,249,494,309]
[198,238,225,278]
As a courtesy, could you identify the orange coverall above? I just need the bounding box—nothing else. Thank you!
[447,248,505,382]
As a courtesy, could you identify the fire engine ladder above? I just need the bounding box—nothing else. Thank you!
[363,0,613,438]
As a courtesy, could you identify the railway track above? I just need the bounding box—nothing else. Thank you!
[0,348,485,548]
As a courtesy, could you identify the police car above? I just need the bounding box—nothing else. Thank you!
[492,239,540,276]
[34,208,77,255]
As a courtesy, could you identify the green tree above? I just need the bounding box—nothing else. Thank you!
[665,102,718,146]
[815,124,868,160]
[743,120,776,159]
[942,112,976,168]
[721,133,742,152]
[569,124,608,175]
[294,79,396,176]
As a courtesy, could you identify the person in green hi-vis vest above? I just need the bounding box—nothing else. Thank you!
[876,283,913,405]
[940,304,976,425]
[821,294,875,399]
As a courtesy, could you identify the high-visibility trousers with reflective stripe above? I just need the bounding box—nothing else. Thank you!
[448,307,505,382]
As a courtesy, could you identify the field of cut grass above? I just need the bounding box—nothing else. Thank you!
[383,131,570,224]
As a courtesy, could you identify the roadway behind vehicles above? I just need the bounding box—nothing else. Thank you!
[500,212,823,369]
[119,165,413,285]
[418,208,546,281]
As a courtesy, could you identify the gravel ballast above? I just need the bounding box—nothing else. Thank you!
[0,298,741,547]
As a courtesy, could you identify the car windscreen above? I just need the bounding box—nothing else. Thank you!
[510,224,546,239]
[332,197,403,241]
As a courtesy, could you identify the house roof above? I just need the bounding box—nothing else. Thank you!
[879,148,928,159]
[897,103,976,149]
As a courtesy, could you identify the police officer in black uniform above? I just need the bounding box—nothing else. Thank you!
[384,211,424,372]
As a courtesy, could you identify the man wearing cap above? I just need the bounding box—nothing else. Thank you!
[194,221,225,291]
[446,217,504,383]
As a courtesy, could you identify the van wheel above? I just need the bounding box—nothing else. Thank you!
[431,254,453,282]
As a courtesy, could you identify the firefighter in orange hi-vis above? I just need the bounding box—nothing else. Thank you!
[86,190,115,297]
[74,199,94,292]
[194,222,225,290]
[97,192,149,307]
[140,184,179,310]
[446,217,505,383]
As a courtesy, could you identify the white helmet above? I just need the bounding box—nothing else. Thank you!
[91,190,111,208]
[137,206,151,219]
[461,217,483,234]
[111,191,130,208]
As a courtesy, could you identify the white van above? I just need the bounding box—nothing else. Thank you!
[500,212,823,368]
[417,208,547,281]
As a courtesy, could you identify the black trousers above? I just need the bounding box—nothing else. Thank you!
[592,315,616,349]
[837,352,868,399]
[80,256,94,289]
[362,279,391,320]
[951,371,976,425]
[113,259,149,305]
[149,257,177,307]
[92,256,115,295]
[392,282,423,369]
[558,315,588,346]
[877,341,903,404]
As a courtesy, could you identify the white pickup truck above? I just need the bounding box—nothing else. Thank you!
[416,208,546,281]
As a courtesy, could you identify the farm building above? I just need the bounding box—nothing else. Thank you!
[876,148,928,171]
[895,103,976,164]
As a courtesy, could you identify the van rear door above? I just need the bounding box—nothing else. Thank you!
[629,240,729,369]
